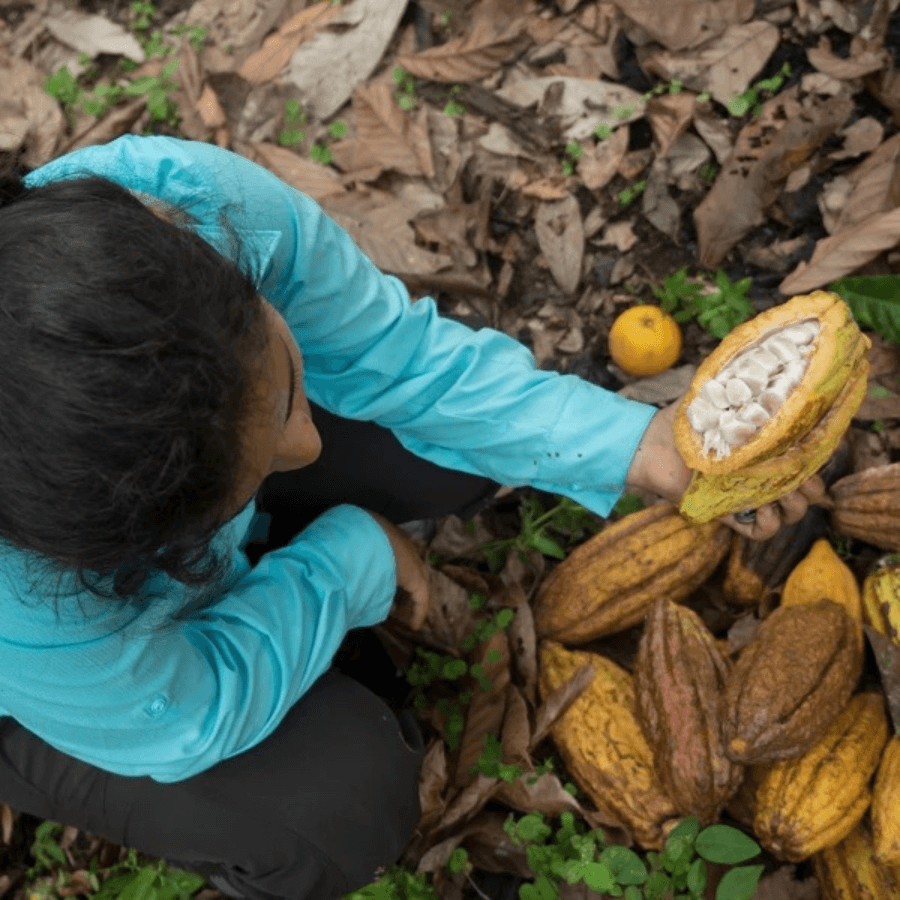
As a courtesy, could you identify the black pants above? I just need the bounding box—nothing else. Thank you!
[0,404,500,900]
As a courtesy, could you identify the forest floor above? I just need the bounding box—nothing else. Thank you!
[0,0,899,897]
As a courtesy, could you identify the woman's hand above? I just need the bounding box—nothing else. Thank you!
[625,396,828,541]
[368,511,430,628]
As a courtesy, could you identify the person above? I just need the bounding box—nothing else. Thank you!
[0,134,821,900]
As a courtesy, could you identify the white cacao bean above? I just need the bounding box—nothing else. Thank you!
[687,397,721,433]
[701,379,730,410]
[739,402,771,428]
[764,335,802,364]
[725,378,753,406]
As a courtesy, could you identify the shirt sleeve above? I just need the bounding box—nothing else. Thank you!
[0,505,397,782]
[23,134,659,516]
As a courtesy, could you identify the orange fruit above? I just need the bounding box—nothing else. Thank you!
[608,305,683,377]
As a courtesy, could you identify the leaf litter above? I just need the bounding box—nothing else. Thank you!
[3,0,900,895]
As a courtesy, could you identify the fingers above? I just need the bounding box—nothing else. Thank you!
[798,473,833,509]
[719,491,809,541]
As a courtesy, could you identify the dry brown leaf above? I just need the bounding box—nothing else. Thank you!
[531,660,595,748]
[694,86,853,268]
[641,21,780,106]
[642,159,682,241]
[608,0,754,51]
[507,599,538,706]
[500,684,533,772]
[459,812,534,878]
[807,36,889,80]
[779,206,900,294]
[599,221,638,252]
[534,195,584,295]
[830,133,900,235]
[521,179,571,200]
[330,82,434,178]
[397,20,527,83]
[418,739,449,834]
[647,92,695,159]
[436,774,500,835]
[453,631,511,787]
[241,142,346,203]
[577,126,629,190]
[830,116,885,161]
[692,104,735,163]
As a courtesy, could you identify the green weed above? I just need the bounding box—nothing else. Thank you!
[727,63,792,117]
[654,267,754,339]
[618,179,647,207]
[393,66,417,111]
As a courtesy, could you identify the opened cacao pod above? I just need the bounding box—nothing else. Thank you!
[830,463,900,552]
[872,735,900,865]
[533,503,730,643]
[539,641,679,849]
[813,820,900,900]
[673,291,870,524]
[754,691,888,862]
[722,599,864,764]
[633,599,743,824]
[862,564,900,642]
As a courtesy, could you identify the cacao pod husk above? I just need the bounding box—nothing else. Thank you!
[861,564,900,642]
[721,599,864,764]
[872,735,900,865]
[539,640,679,849]
[830,462,900,552]
[674,291,870,524]
[633,598,744,824]
[723,764,767,830]
[754,691,889,862]
[722,505,830,607]
[533,503,730,643]
[813,819,900,900]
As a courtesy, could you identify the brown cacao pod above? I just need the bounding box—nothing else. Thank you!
[723,764,767,830]
[674,291,870,524]
[813,819,900,900]
[830,462,900,552]
[533,503,730,643]
[633,598,743,824]
[872,735,900,865]
[862,564,900,642]
[539,640,679,849]
[721,599,864,764]
[754,691,889,862]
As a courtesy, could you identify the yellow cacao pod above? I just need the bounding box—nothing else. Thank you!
[539,641,679,849]
[861,565,900,642]
[673,291,870,524]
[813,820,900,900]
[830,462,900,552]
[722,599,864,764]
[533,503,731,643]
[872,735,900,865]
[633,599,744,824]
[754,692,889,862]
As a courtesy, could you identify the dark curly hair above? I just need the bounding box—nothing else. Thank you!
[0,164,271,605]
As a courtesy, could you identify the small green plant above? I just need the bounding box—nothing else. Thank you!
[618,179,647,206]
[278,98,308,147]
[439,7,455,33]
[477,496,601,572]
[696,90,712,104]
[443,84,466,117]
[169,23,210,54]
[872,418,886,433]
[654,267,754,339]
[344,865,440,899]
[699,161,717,183]
[561,140,584,176]
[612,491,646,518]
[393,66,417,111]
[640,78,684,103]
[594,123,614,141]
[727,62,792,117]
[834,536,853,559]
[613,105,634,119]
[472,732,525,782]
[505,812,764,900]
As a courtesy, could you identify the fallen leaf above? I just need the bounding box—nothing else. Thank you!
[616,364,696,404]
[647,92,696,159]
[43,10,144,62]
[531,661,594,748]
[577,125,629,189]
[607,0,754,51]
[418,740,450,834]
[397,20,528,82]
[865,626,900,735]
[779,206,900,294]
[533,195,584,294]
[695,86,853,268]
[459,812,534,878]
[807,36,889,80]
[642,21,780,106]
[830,116,885,161]
[830,133,900,236]
[507,602,538,706]
[599,221,638,252]
[521,178,571,200]
[241,142,346,202]
[642,159,682,241]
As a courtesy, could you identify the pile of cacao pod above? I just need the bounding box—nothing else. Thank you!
[532,292,900,900]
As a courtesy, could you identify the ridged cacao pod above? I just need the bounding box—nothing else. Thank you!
[872,735,900,865]
[780,539,864,653]
[723,764,767,830]
[721,599,864,764]
[861,564,900,641]
[722,505,830,607]
[674,291,870,524]
[539,641,679,849]
[633,599,744,824]
[754,692,889,862]
[533,503,730,643]
[830,462,900,552]
[813,820,900,900]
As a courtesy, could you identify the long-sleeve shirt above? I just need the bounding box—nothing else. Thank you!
[0,135,657,782]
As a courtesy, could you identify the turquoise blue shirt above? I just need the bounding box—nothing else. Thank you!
[3,135,657,782]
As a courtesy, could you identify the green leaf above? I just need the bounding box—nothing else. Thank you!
[530,533,566,559]
[612,492,645,517]
[598,846,648,884]
[695,825,761,865]
[447,847,469,874]
[687,858,707,895]
[666,817,700,844]
[715,864,765,900]
[581,861,616,892]
[828,275,900,344]
[520,874,559,900]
